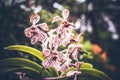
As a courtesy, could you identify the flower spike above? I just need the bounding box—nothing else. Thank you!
[25,10,84,80]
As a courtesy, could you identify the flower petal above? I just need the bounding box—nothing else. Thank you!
[68,44,75,53]
[52,36,60,50]
[56,24,64,34]
[42,49,51,58]
[57,52,66,63]
[67,24,74,33]
[60,63,70,73]
[72,50,78,61]
[37,23,49,31]
[62,9,69,19]
[51,16,62,23]
[42,56,54,68]
[29,13,40,25]
[38,31,47,42]
[24,28,32,38]
[75,62,83,71]
[60,57,71,73]
[53,62,61,71]
[31,35,38,44]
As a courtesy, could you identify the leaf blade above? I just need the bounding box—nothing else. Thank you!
[80,68,112,80]
[80,63,93,69]
[0,58,52,78]
[0,58,43,72]
[0,67,41,79]
[5,45,45,61]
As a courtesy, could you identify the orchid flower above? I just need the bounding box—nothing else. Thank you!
[42,9,83,75]
[51,9,69,23]
[42,50,67,71]
[52,9,74,35]
[24,13,49,44]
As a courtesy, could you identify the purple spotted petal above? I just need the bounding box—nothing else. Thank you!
[42,49,51,58]
[37,23,49,31]
[24,28,32,38]
[31,35,38,44]
[42,56,54,69]
[56,24,64,35]
[75,62,83,71]
[60,57,71,73]
[72,50,78,61]
[62,9,69,19]
[61,39,70,47]
[29,13,40,25]
[53,62,61,71]
[52,36,60,50]
[68,44,75,53]
[51,16,62,23]
[57,52,66,63]
[38,30,47,42]
[67,25,74,33]
[60,63,70,73]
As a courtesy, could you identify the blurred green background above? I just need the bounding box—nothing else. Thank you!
[0,0,120,80]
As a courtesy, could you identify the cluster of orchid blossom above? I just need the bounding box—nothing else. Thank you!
[24,9,84,80]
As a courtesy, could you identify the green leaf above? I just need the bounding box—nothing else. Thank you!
[0,67,41,79]
[0,58,43,72]
[80,63,93,69]
[80,68,112,80]
[82,40,93,51]
[41,69,52,78]
[61,63,111,80]
[78,77,99,80]
[0,58,52,78]
[48,67,59,77]
[5,45,45,61]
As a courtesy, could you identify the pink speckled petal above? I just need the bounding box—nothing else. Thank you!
[62,9,69,19]
[31,35,38,44]
[37,23,49,31]
[53,62,61,71]
[68,44,75,53]
[72,50,78,61]
[42,56,54,68]
[51,16,62,23]
[24,28,32,38]
[38,31,47,42]
[29,13,40,24]
[57,52,66,63]
[42,49,51,58]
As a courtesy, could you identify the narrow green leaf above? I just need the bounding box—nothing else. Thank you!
[0,58,52,78]
[0,67,41,79]
[80,63,93,69]
[61,63,111,80]
[61,63,93,76]
[48,67,59,77]
[78,77,99,80]
[5,45,44,61]
[41,69,52,78]
[80,68,112,80]
[0,58,43,72]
